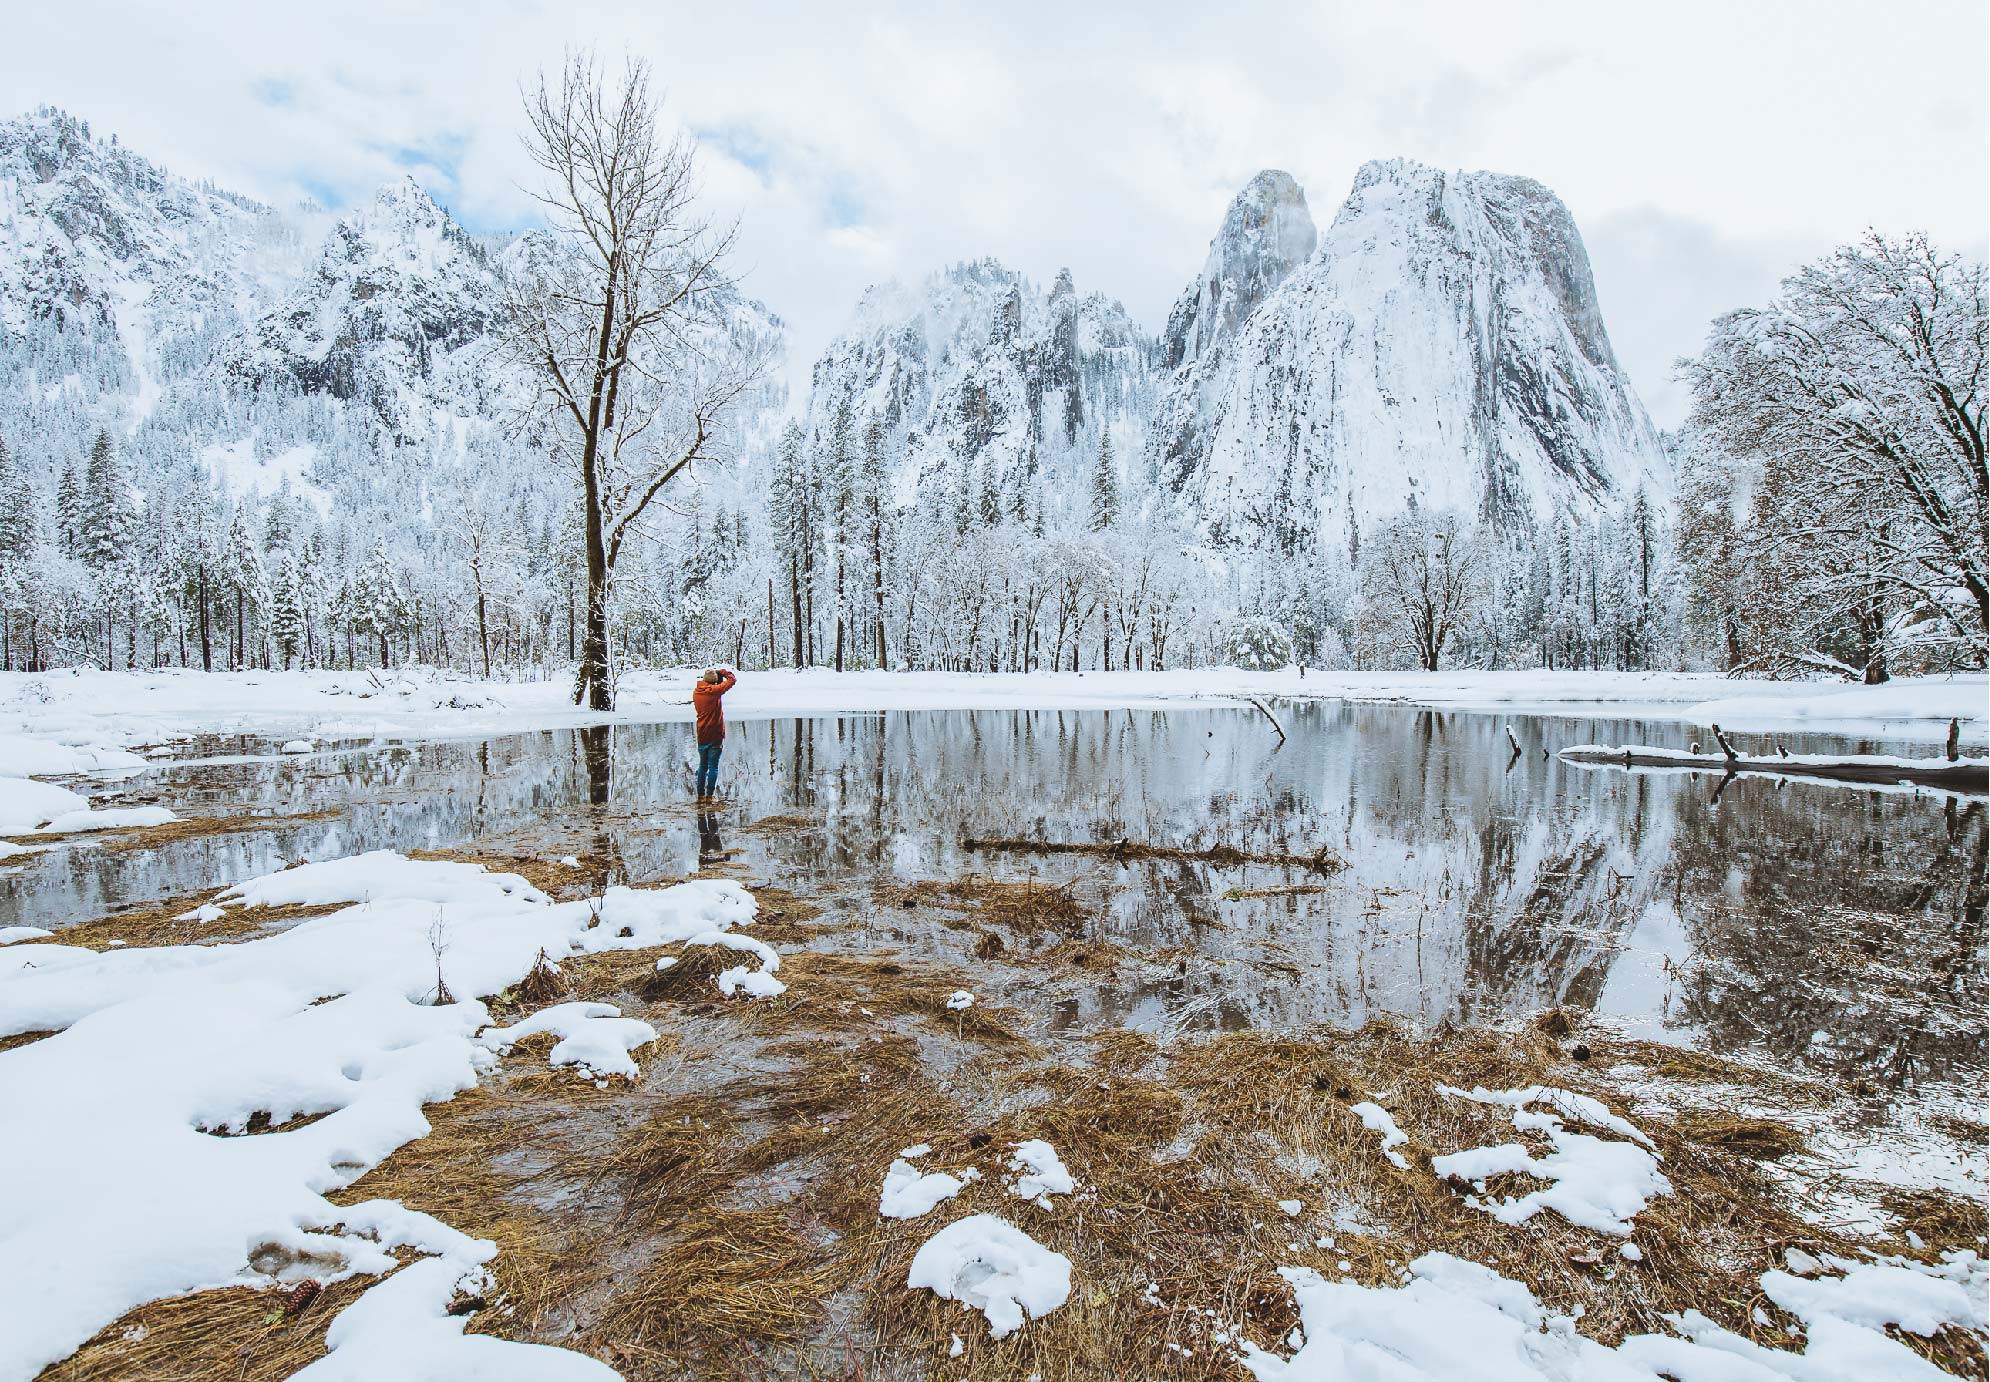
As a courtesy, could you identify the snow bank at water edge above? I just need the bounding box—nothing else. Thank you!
[0,850,756,1381]
[0,775,180,835]
[1,668,1981,769]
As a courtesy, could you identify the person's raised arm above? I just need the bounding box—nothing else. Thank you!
[716,669,737,694]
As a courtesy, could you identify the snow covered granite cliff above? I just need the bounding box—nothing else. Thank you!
[1149,158,1669,552]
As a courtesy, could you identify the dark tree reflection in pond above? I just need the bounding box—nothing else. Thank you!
[4,704,1980,1099]
[579,724,613,805]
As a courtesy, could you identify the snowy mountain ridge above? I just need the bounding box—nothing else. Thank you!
[226,175,509,439]
[799,257,1157,518]
[0,106,1665,562]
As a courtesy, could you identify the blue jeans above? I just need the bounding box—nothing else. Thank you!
[696,740,724,797]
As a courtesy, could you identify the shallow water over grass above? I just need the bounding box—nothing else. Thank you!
[6,704,1983,1096]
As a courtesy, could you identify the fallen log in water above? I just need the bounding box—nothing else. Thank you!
[1558,743,1988,793]
[963,835,1345,873]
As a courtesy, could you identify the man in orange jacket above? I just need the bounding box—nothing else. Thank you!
[692,668,737,800]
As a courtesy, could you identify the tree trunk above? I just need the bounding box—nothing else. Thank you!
[198,569,212,672]
[577,493,612,709]
[788,558,803,668]
[477,588,491,679]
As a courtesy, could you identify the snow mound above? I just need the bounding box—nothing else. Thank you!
[879,1159,977,1220]
[1008,1140,1076,1207]
[281,738,316,754]
[1350,1101,1411,1169]
[291,1254,619,1381]
[216,849,551,913]
[1242,1250,1986,1381]
[946,989,974,1011]
[38,804,179,834]
[1432,1087,1668,1237]
[906,1214,1072,1340]
[0,779,87,834]
[479,1001,657,1081]
[0,926,53,944]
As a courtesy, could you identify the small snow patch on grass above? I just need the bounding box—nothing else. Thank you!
[905,1214,1071,1340]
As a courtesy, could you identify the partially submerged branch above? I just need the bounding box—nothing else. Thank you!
[1559,743,1987,793]
[1245,696,1287,744]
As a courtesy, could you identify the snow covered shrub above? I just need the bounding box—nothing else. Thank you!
[1224,616,1293,671]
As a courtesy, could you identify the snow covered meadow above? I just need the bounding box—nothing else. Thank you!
[1,667,1985,1378]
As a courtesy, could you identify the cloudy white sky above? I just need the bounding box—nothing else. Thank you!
[7,0,1984,426]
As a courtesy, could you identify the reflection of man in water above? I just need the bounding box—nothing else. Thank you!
[697,810,726,867]
[692,667,737,800]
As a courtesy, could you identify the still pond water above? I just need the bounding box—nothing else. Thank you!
[6,704,1982,1097]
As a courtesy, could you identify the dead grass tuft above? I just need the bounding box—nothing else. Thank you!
[589,1207,841,1359]
[1675,1112,1808,1160]
[742,813,819,835]
[643,942,746,1002]
[876,874,1086,935]
[1882,1187,1990,1253]
[515,949,575,1006]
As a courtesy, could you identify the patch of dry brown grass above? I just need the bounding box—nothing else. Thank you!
[329,1080,618,1349]
[96,809,343,853]
[876,874,1086,936]
[1675,1111,1808,1160]
[1882,1187,1990,1254]
[742,813,819,835]
[767,951,1027,1044]
[38,1274,377,1381]
[10,897,345,951]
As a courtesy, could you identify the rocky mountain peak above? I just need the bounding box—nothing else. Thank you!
[1161,168,1317,371]
[1149,158,1665,551]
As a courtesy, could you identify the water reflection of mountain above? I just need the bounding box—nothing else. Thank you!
[5,705,1977,1094]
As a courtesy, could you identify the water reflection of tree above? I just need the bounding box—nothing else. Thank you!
[1664,782,1985,1087]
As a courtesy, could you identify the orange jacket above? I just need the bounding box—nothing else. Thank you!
[692,670,736,744]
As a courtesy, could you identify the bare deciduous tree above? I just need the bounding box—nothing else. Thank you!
[500,53,768,709]
[1366,508,1482,671]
